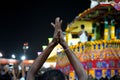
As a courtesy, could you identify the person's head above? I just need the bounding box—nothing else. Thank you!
[4,65,9,72]
[41,69,65,80]
[81,24,85,29]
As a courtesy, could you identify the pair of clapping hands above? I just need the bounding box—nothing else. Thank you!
[51,17,68,49]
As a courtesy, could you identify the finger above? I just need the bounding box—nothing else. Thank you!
[59,20,62,29]
[57,19,62,30]
[60,20,62,24]
[56,17,60,22]
[55,17,60,25]
[51,22,55,28]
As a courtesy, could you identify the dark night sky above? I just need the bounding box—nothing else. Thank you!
[0,0,90,60]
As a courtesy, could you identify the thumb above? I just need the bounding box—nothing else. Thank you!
[51,22,55,28]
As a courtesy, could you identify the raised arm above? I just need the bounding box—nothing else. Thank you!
[57,18,87,80]
[26,17,62,80]
[60,38,87,80]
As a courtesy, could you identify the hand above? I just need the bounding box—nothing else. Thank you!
[12,68,15,75]
[51,17,68,49]
[20,62,25,70]
[51,17,62,43]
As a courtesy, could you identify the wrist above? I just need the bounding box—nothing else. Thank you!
[51,40,58,46]
[60,42,68,49]
[64,47,69,51]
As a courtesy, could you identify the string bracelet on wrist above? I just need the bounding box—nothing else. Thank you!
[64,47,69,51]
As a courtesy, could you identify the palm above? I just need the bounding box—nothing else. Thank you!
[51,17,62,43]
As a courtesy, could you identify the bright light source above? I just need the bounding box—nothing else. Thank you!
[23,42,29,50]
[42,45,47,50]
[37,52,42,56]
[11,54,16,59]
[21,55,26,60]
[43,62,56,68]
[0,52,3,57]
[26,46,29,49]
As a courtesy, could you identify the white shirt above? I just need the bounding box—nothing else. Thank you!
[79,30,88,43]
[20,77,25,80]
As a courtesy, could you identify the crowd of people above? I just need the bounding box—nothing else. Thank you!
[0,63,27,80]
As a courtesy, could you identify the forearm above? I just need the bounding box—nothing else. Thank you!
[12,70,17,80]
[27,41,57,80]
[12,74,17,80]
[64,48,87,80]
[22,68,25,78]
[62,42,87,80]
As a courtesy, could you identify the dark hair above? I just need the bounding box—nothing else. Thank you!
[41,69,65,80]
[81,24,85,29]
